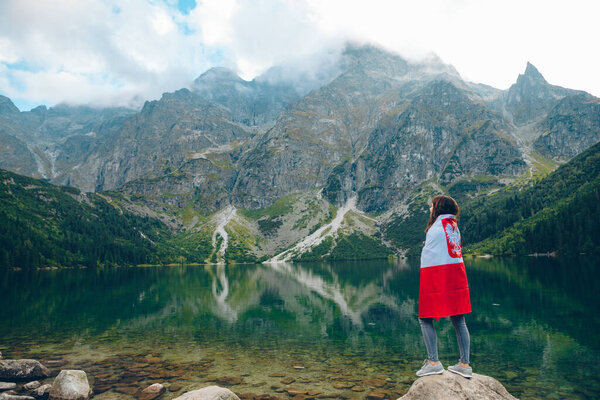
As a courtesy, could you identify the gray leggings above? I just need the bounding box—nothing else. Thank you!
[419,315,470,364]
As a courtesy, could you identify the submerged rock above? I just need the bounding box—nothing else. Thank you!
[399,372,517,400]
[23,382,41,392]
[113,386,138,396]
[0,394,35,400]
[215,377,242,386]
[362,379,386,388]
[137,383,166,400]
[0,383,17,391]
[173,386,240,400]
[0,361,50,381]
[41,361,66,369]
[32,384,52,399]
[365,389,388,400]
[48,370,91,400]
[168,385,182,392]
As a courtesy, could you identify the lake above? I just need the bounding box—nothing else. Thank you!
[1,256,599,399]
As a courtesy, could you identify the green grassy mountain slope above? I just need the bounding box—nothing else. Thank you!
[462,140,600,254]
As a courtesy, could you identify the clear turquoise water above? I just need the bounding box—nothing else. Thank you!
[1,256,599,399]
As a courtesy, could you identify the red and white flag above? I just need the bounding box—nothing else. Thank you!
[419,214,471,319]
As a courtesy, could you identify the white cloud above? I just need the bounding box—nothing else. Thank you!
[151,10,177,35]
[0,38,20,64]
[0,0,599,109]
[0,0,217,108]
[188,0,238,46]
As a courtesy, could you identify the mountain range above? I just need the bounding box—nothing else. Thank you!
[1,43,599,265]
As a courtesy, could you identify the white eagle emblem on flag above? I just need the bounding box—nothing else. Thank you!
[442,218,462,258]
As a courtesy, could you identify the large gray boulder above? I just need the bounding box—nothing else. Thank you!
[0,361,50,381]
[48,370,91,400]
[173,386,240,400]
[399,371,517,400]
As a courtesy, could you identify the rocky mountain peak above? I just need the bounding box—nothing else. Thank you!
[523,61,546,82]
[340,43,462,85]
[30,105,48,114]
[340,42,410,77]
[139,88,222,119]
[0,95,20,116]
[161,87,195,101]
[513,62,548,90]
[505,62,574,125]
[194,67,244,84]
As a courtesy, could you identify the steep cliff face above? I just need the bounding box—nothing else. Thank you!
[0,97,135,184]
[0,131,39,177]
[325,80,526,212]
[192,67,300,126]
[533,94,600,160]
[0,96,42,178]
[50,112,131,188]
[88,89,250,191]
[231,45,462,209]
[49,68,301,192]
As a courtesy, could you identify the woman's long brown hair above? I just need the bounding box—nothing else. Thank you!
[425,194,460,232]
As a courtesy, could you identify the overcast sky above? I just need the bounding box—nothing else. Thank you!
[1,0,598,111]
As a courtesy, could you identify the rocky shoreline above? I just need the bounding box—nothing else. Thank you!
[0,353,517,400]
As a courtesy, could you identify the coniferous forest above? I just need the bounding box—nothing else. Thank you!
[0,169,174,270]
[461,140,600,255]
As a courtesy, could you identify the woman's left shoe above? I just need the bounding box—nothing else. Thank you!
[416,360,444,377]
[448,363,472,378]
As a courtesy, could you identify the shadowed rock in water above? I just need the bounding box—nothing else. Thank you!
[0,360,50,381]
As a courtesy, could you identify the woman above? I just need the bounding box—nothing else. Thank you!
[416,194,472,378]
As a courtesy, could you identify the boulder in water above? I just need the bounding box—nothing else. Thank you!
[48,370,91,400]
[137,383,166,400]
[399,371,517,400]
[173,386,240,400]
[0,361,50,381]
